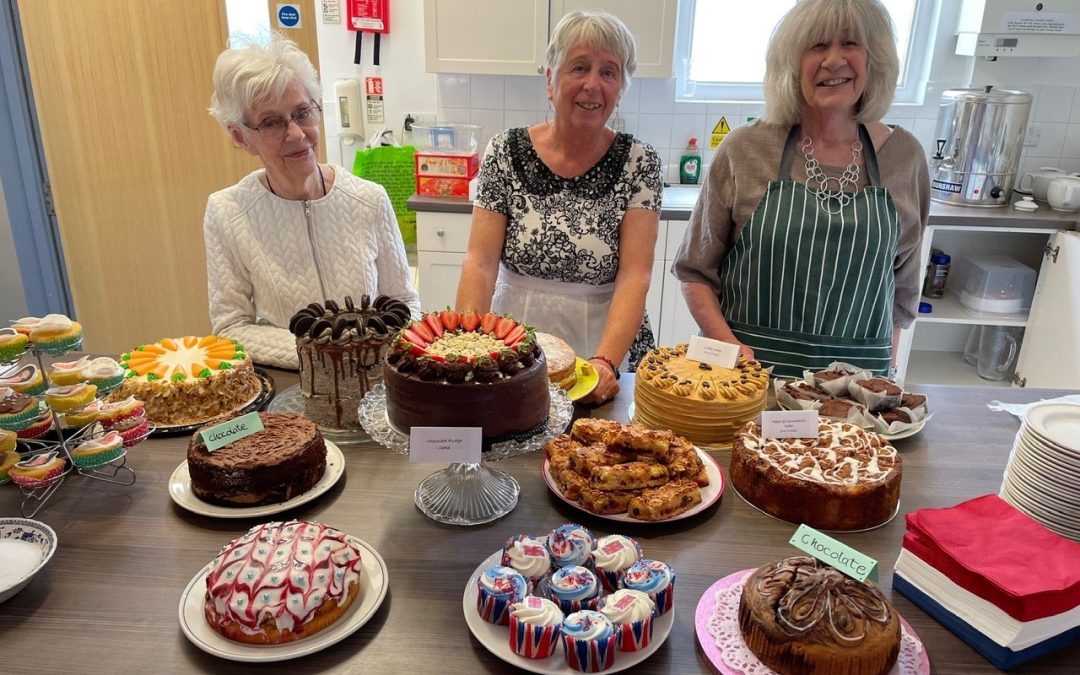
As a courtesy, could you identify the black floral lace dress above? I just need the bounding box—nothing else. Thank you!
[474,128,662,369]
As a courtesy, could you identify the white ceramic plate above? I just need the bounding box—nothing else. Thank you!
[0,518,57,604]
[462,551,674,674]
[168,441,345,519]
[542,447,725,523]
[178,535,388,662]
[1026,403,1080,452]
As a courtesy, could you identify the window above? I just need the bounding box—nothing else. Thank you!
[674,0,939,105]
[225,0,272,48]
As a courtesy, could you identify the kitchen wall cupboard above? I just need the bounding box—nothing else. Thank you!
[423,0,677,77]
[895,227,1080,389]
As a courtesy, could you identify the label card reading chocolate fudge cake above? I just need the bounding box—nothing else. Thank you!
[686,335,740,369]
[197,412,264,452]
[410,427,482,464]
[760,410,819,439]
[789,524,879,582]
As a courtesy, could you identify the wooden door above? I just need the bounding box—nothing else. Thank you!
[17,0,319,355]
[1014,231,1080,389]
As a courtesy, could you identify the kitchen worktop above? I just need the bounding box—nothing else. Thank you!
[408,187,1080,229]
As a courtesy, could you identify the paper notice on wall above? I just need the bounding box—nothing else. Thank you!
[1001,12,1077,34]
[365,76,385,124]
[322,0,341,24]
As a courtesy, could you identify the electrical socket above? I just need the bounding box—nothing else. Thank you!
[1024,122,1041,147]
[403,112,436,130]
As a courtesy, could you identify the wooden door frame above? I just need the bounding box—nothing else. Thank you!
[0,0,72,315]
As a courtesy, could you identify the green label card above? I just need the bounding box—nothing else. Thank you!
[789,524,878,583]
[198,412,264,452]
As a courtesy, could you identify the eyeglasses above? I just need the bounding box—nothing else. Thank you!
[243,104,322,137]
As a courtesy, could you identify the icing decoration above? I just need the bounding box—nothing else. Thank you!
[739,420,898,487]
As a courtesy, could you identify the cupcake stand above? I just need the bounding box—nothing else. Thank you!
[1,338,148,518]
[358,383,573,526]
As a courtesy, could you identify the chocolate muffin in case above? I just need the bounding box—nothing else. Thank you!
[848,377,903,412]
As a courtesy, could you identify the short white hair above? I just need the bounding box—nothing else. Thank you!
[546,10,637,94]
[763,0,899,126]
[208,35,320,130]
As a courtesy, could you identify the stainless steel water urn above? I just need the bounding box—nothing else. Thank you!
[930,86,1032,207]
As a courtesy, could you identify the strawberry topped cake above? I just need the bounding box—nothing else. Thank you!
[383,311,550,443]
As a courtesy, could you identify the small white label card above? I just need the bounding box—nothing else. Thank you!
[409,427,482,464]
[760,410,819,439]
[686,335,740,368]
[198,412,264,452]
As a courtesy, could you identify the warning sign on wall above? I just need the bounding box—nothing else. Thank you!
[365,76,385,124]
[710,117,731,150]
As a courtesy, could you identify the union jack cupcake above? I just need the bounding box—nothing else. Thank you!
[561,610,619,672]
[548,565,601,614]
[592,534,642,592]
[508,595,563,659]
[620,559,675,616]
[501,534,552,585]
[599,589,655,652]
[476,565,529,626]
[546,523,594,569]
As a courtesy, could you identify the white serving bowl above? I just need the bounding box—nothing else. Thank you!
[0,517,57,603]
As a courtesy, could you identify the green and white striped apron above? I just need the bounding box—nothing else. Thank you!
[718,124,899,378]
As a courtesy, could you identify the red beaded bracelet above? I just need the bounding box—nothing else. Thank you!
[589,355,620,380]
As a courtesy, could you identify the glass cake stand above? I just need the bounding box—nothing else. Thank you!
[267,384,371,445]
[358,383,573,526]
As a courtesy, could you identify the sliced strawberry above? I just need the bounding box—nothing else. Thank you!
[480,312,499,334]
[402,341,428,357]
[503,323,526,346]
[423,313,445,339]
[460,310,480,331]
[494,316,516,339]
[439,309,460,331]
[423,353,447,363]
[403,328,429,347]
[412,321,435,343]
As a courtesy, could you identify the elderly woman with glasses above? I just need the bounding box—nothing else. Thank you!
[455,10,662,405]
[673,0,928,378]
[204,36,419,368]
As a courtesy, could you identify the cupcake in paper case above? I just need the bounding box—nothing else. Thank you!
[621,559,675,616]
[98,397,145,429]
[47,356,92,386]
[548,565,602,614]
[60,399,104,429]
[476,565,529,626]
[71,430,125,468]
[0,364,47,396]
[562,610,619,673]
[501,534,552,585]
[547,523,595,569]
[0,387,39,431]
[592,534,643,592]
[0,449,19,484]
[599,589,655,652]
[17,410,54,440]
[9,450,66,489]
[111,410,150,447]
[28,314,83,355]
[508,595,564,659]
[80,357,125,391]
[0,428,15,454]
[0,328,29,362]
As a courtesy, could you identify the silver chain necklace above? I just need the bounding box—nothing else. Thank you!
[801,135,862,214]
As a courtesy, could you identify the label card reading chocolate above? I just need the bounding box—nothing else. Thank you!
[789,524,878,583]
[686,335,740,368]
[198,412,264,452]
[409,427,482,464]
[761,410,819,439]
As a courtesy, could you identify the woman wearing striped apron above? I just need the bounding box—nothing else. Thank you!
[673,0,929,378]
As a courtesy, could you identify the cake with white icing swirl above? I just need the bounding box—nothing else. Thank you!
[730,419,901,531]
[738,556,900,675]
[203,520,362,644]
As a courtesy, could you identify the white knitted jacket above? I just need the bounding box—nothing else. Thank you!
[203,166,421,369]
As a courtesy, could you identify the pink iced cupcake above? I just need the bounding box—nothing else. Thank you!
[562,610,619,672]
[599,589,655,652]
[508,595,563,659]
[592,534,643,592]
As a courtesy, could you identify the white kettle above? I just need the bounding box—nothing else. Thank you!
[1047,175,1080,212]
[1018,167,1073,202]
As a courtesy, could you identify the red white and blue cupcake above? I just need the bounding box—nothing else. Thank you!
[501,534,552,586]
[547,523,595,569]
[562,610,619,672]
[599,589,655,652]
[548,565,602,614]
[621,559,675,616]
[476,565,529,626]
[592,534,643,592]
[508,595,563,659]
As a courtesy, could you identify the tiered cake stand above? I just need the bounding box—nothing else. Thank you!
[1,339,148,518]
[358,383,573,526]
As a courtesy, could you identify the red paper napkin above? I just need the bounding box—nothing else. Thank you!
[903,494,1080,622]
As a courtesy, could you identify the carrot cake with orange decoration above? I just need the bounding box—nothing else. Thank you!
[110,335,260,426]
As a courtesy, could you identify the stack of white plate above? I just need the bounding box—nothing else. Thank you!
[1000,403,1080,542]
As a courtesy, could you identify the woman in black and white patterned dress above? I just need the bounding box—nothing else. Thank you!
[455,10,662,404]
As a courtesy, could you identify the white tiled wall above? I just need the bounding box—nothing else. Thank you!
[438,74,1080,184]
